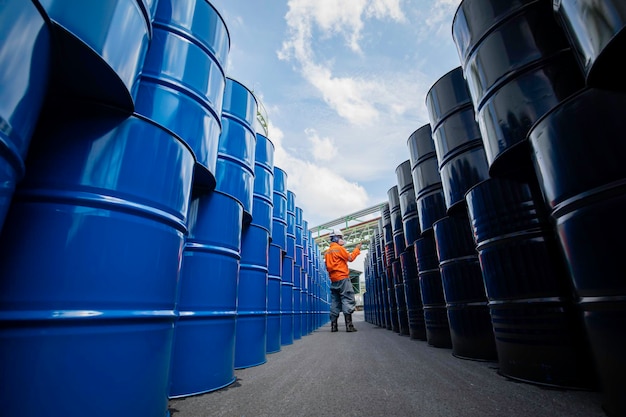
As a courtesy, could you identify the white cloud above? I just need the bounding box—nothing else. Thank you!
[278,0,408,126]
[305,128,337,162]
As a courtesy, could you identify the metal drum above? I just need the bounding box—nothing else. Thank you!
[135,0,230,190]
[406,125,447,233]
[381,204,394,267]
[385,264,400,333]
[396,160,420,247]
[393,258,410,336]
[39,0,152,110]
[281,255,295,346]
[272,166,288,251]
[528,88,626,413]
[266,242,283,354]
[253,133,275,233]
[235,223,270,369]
[388,185,405,258]
[171,189,242,397]
[0,100,194,417]
[433,214,496,361]
[399,246,426,340]
[452,0,584,178]
[415,234,452,348]
[0,0,50,233]
[426,67,489,213]
[554,0,626,91]
[216,78,258,224]
[466,176,596,389]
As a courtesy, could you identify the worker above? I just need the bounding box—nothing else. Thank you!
[325,231,362,332]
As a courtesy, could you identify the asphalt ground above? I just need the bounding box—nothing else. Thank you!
[168,311,606,417]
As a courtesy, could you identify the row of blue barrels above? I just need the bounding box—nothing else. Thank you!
[0,1,334,417]
[366,1,626,416]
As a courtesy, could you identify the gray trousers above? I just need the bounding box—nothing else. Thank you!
[329,278,356,320]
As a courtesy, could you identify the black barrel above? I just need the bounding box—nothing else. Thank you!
[452,0,584,178]
[392,258,409,336]
[385,264,400,333]
[466,176,597,389]
[433,213,497,361]
[414,235,452,348]
[388,185,405,258]
[528,88,626,415]
[381,204,394,268]
[554,0,626,91]
[406,125,447,234]
[400,246,426,340]
[425,67,490,214]
[396,160,420,247]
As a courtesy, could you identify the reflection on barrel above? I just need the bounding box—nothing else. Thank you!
[529,88,626,414]
[433,214,496,361]
[0,0,50,232]
[388,185,405,257]
[452,0,584,178]
[0,101,194,416]
[466,176,596,389]
[554,0,626,91]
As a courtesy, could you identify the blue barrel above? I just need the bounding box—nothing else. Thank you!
[407,125,447,233]
[528,88,626,413]
[400,246,426,340]
[426,67,490,213]
[281,255,295,345]
[0,100,194,417]
[433,214,497,361]
[452,0,584,177]
[554,0,626,90]
[253,133,275,233]
[0,0,50,232]
[272,166,288,251]
[466,176,596,389]
[266,242,283,353]
[216,78,257,224]
[135,0,230,190]
[235,223,269,369]
[414,234,452,348]
[396,160,420,247]
[39,0,152,110]
[170,190,242,397]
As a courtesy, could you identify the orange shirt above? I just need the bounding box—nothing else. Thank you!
[324,242,361,282]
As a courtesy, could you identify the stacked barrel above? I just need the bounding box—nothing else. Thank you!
[363,0,625,415]
[0,2,331,416]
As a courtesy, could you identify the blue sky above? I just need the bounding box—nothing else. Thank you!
[209,0,463,229]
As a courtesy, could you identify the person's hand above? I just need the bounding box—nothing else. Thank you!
[356,243,362,250]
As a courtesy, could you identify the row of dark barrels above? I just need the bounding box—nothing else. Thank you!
[363,1,626,416]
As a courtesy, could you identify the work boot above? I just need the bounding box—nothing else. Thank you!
[345,313,357,332]
[331,318,338,332]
